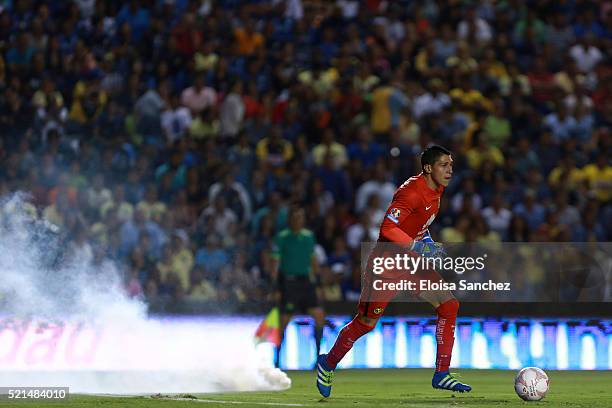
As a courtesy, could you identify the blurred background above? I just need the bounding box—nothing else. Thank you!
[0,0,609,373]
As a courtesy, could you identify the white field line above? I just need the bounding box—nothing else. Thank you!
[151,397,308,406]
[83,393,309,406]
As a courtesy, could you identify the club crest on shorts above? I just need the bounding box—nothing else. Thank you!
[386,208,401,224]
[373,307,383,314]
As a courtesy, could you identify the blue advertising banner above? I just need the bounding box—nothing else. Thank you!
[277,316,611,371]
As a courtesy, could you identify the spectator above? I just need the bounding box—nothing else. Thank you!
[154,149,188,193]
[355,161,395,214]
[251,191,288,236]
[370,78,409,135]
[311,128,348,169]
[308,178,334,217]
[513,8,547,46]
[189,108,220,140]
[544,103,577,142]
[506,215,530,242]
[137,184,167,222]
[181,74,217,115]
[412,78,451,120]
[451,177,483,215]
[457,6,492,44]
[347,126,384,170]
[116,0,151,42]
[256,126,294,171]
[483,99,512,148]
[86,174,112,211]
[0,0,607,307]
[433,24,458,65]
[199,195,238,238]
[219,80,246,138]
[547,12,575,53]
[68,77,108,129]
[168,231,194,293]
[440,214,471,243]
[195,235,229,280]
[446,41,478,75]
[313,152,353,203]
[100,184,134,223]
[548,156,584,191]
[466,132,505,170]
[134,82,166,139]
[188,265,218,301]
[161,93,192,143]
[234,19,264,56]
[581,153,612,203]
[228,132,256,184]
[513,137,540,178]
[119,207,165,259]
[481,193,513,239]
[5,31,35,68]
[527,57,556,110]
[346,210,379,250]
[208,170,252,226]
[573,210,607,242]
[569,34,603,73]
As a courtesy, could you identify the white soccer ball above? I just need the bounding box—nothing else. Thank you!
[514,367,549,401]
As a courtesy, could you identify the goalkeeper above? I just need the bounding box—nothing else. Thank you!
[316,145,471,397]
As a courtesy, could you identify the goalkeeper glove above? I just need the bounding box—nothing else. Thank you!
[411,233,447,259]
[421,230,435,244]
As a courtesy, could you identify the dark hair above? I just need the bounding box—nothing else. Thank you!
[288,204,304,218]
[421,145,452,171]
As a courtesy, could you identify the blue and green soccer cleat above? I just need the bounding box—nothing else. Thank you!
[432,371,472,392]
[316,354,335,397]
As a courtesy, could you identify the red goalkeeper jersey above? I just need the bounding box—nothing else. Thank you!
[378,173,444,244]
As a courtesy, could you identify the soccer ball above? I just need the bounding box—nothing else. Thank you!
[514,367,549,401]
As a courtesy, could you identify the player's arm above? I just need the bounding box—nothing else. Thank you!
[310,234,319,277]
[311,254,319,276]
[270,235,281,284]
[381,223,414,245]
[379,190,419,247]
[270,257,279,282]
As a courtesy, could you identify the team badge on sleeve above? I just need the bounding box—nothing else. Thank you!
[386,208,401,224]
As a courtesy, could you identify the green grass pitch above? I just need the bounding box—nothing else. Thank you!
[1,369,609,407]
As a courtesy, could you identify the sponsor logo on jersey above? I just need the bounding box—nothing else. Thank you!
[386,208,401,224]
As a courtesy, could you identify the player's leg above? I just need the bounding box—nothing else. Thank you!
[418,289,458,373]
[324,265,392,371]
[325,309,378,369]
[316,248,395,397]
[316,310,378,398]
[417,287,454,308]
[276,276,296,368]
[418,288,471,392]
[302,278,325,365]
[307,306,326,362]
[275,311,292,368]
[316,293,385,398]
[316,291,389,397]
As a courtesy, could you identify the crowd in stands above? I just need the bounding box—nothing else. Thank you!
[0,0,610,305]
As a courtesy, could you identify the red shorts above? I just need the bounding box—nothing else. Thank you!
[357,243,443,318]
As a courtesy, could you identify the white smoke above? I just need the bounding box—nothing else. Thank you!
[0,194,290,394]
[0,193,145,322]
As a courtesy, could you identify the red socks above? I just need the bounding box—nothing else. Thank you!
[326,316,374,369]
[325,299,458,372]
[435,298,459,372]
